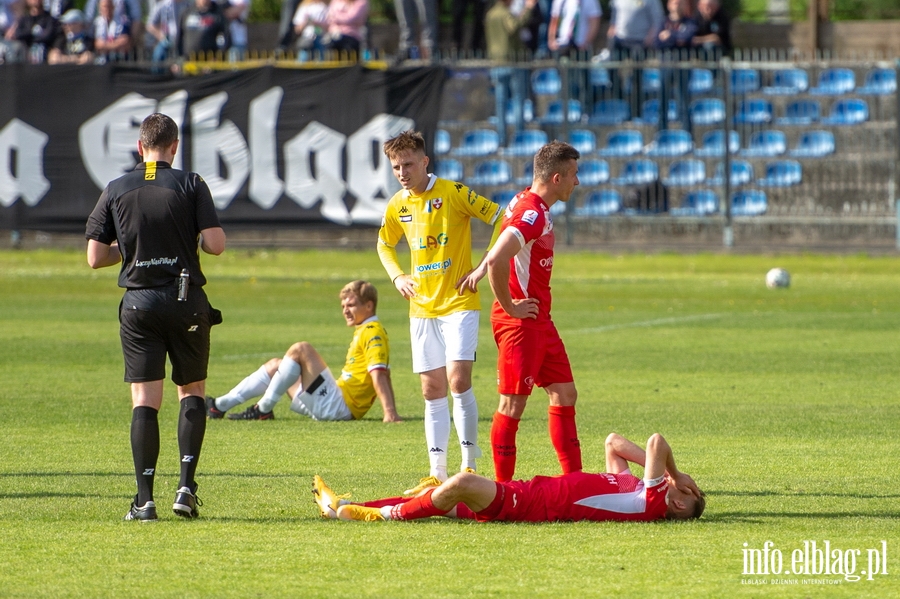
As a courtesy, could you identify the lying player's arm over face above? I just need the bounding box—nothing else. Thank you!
[605,433,647,474]
[643,433,701,498]
[371,368,402,423]
[485,229,539,320]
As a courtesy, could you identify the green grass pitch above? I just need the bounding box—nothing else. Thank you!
[1,248,898,597]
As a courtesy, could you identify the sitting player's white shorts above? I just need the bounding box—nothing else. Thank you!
[410,310,480,373]
[290,369,353,421]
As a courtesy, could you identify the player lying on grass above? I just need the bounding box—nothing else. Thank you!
[313,432,704,522]
[207,280,402,422]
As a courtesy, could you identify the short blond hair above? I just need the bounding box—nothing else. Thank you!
[383,130,426,160]
[340,280,378,310]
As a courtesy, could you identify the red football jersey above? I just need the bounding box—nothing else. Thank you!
[490,189,555,326]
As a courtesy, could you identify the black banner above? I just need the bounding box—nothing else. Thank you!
[0,64,445,232]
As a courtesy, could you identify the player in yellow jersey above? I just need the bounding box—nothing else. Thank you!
[206,281,402,423]
[377,130,503,492]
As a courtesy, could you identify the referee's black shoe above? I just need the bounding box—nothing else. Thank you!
[206,395,225,419]
[124,497,158,522]
[227,404,274,420]
[173,486,202,518]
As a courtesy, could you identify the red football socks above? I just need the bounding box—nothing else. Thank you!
[395,488,450,520]
[548,405,582,473]
[491,412,520,482]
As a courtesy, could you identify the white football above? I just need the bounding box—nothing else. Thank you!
[765,268,790,289]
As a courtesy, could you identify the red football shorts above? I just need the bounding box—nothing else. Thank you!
[492,320,573,396]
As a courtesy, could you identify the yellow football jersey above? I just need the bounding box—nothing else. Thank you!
[378,175,501,318]
[337,316,390,420]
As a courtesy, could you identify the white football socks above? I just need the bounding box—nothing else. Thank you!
[424,397,450,481]
[256,357,302,414]
[215,365,271,412]
[452,388,481,471]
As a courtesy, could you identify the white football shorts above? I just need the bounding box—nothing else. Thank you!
[409,310,480,373]
[290,369,353,421]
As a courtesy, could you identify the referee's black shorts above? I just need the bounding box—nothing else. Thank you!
[119,289,211,386]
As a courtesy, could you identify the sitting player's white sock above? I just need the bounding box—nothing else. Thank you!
[256,357,301,414]
[424,397,450,480]
[452,388,481,471]
[216,365,271,411]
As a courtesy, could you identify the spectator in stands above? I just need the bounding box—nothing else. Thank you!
[177,0,228,60]
[323,0,367,56]
[510,0,543,56]
[292,0,328,60]
[451,0,486,55]
[146,0,188,66]
[486,0,537,145]
[607,0,665,116]
[43,0,72,20]
[10,0,60,63]
[393,0,436,60]
[547,0,602,110]
[48,8,94,64]
[84,0,141,57]
[656,0,696,130]
[276,0,302,53]
[224,0,249,61]
[0,0,26,63]
[692,0,730,59]
[93,0,132,62]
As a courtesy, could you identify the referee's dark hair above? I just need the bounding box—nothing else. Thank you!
[140,113,179,150]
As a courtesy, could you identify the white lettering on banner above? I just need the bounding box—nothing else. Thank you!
[248,87,285,209]
[0,118,50,208]
[346,113,414,223]
[79,91,188,190]
[284,121,349,224]
[190,92,250,210]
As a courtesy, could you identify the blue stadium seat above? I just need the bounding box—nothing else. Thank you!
[740,130,787,157]
[731,189,768,216]
[489,100,534,127]
[763,68,809,95]
[690,98,725,125]
[730,69,760,94]
[611,159,659,185]
[589,99,630,125]
[597,130,643,157]
[663,159,706,187]
[516,161,533,186]
[670,189,719,216]
[590,67,612,88]
[550,201,567,216]
[635,99,678,125]
[643,68,662,93]
[820,98,869,125]
[757,160,802,187]
[451,129,500,157]
[578,159,610,185]
[775,99,820,126]
[434,158,463,181]
[810,68,856,95]
[734,98,773,124]
[569,129,597,154]
[644,129,693,157]
[532,68,562,96]
[467,159,512,186]
[858,68,897,95]
[491,189,518,208]
[694,130,740,157]
[434,129,451,155]
[537,99,582,124]
[689,68,714,95]
[502,129,549,156]
[708,160,754,186]
[789,130,835,158]
[576,190,622,216]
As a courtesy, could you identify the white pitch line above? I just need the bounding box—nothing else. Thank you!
[217,352,276,361]
[574,313,727,334]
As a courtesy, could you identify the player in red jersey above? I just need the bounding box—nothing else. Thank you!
[314,432,705,523]
[484,140,582,482]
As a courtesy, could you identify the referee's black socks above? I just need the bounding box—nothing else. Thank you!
[178,395,207,492]
[131,406,160,506]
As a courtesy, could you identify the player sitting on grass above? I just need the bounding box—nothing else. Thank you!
[313,432,704,522]
[207,280,402,422]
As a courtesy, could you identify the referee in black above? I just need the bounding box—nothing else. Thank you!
[86,113,226,522]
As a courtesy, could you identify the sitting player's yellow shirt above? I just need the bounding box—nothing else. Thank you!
[337,316,390,420]
[378,174,501,318]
